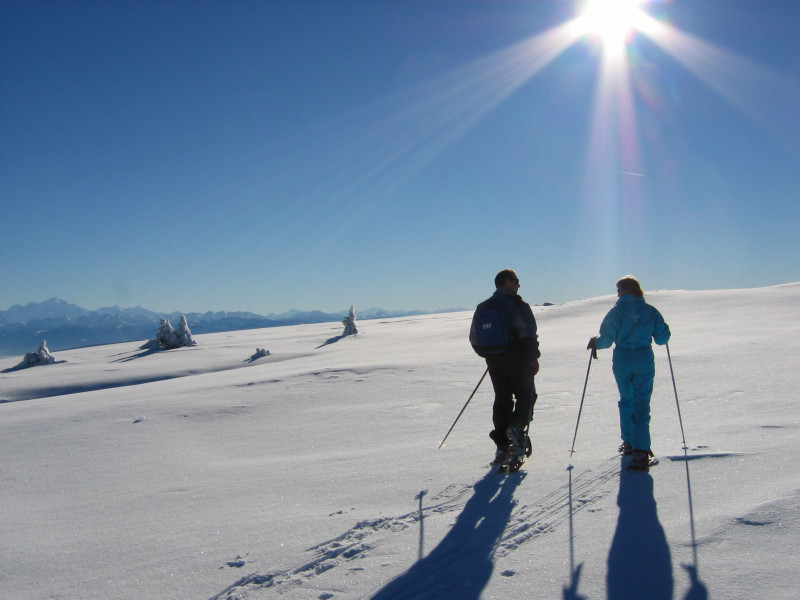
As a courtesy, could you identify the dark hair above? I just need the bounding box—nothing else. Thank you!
[616,275,644,297]
[495,269,518,289]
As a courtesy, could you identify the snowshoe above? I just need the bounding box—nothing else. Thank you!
[503,425,528,469]
[489,430,513,466]
[491,447,512,467]
[498,440,530,473]
[499,458,524,474]
[490,426,531,472]
[627,449,656,471]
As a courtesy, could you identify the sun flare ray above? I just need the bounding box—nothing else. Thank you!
[228,21,585,254]
[636,15,800,143]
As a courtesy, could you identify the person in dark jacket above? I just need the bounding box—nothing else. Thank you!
[587,275,671,470]
[470,269,540,466]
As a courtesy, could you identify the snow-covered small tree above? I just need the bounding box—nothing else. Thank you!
[155,319,180,349]
[22,339,57,367]
[176,315,197,347]
[37,340,56,364]
[153,316,197,350]
[342,305,358,336]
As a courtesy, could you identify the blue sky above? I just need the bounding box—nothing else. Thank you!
[2,0,798,314]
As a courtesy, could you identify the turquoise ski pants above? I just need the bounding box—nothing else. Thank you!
[612,346,655,451]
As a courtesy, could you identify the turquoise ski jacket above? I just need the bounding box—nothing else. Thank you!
[594,294,670,350]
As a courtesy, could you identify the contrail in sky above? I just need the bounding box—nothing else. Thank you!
[619,171,644,177]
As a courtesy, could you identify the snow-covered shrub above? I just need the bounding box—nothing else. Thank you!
[175,315,197,347]
[154,316,197,350]
[21,340,57,367]
[155,319,179,349]
[342,305,358,336]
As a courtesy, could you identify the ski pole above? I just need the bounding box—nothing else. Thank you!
[569,349,596,456]
[666,342,687,449]
[439,367,489,449]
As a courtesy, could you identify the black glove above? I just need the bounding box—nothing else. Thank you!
[587,337,598,359]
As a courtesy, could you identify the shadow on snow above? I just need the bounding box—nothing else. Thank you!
[316,334,348,348]
[2,359,67,373]
[370,470,525,600]
[606,461,674,599]
[566,455,708,600]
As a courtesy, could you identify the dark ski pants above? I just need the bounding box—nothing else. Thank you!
[612,346,655,451]
[486,351,537,440]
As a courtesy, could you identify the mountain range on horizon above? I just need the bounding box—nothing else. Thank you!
[0,297,463,358]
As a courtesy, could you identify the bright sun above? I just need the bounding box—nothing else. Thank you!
[574,0,649,52]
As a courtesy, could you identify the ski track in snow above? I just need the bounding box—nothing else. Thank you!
[210,458,621,599]
[210,483,469,599]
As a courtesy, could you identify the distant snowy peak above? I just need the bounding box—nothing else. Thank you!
[1,299,463,326]
[94,305,161,320]
[1,297,90,324]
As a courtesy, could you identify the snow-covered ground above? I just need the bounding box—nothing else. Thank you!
[1,283,798,600]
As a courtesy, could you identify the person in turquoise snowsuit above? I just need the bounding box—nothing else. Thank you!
[587,276,670,468]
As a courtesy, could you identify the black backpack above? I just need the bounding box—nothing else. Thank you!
[471,298,516,357]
